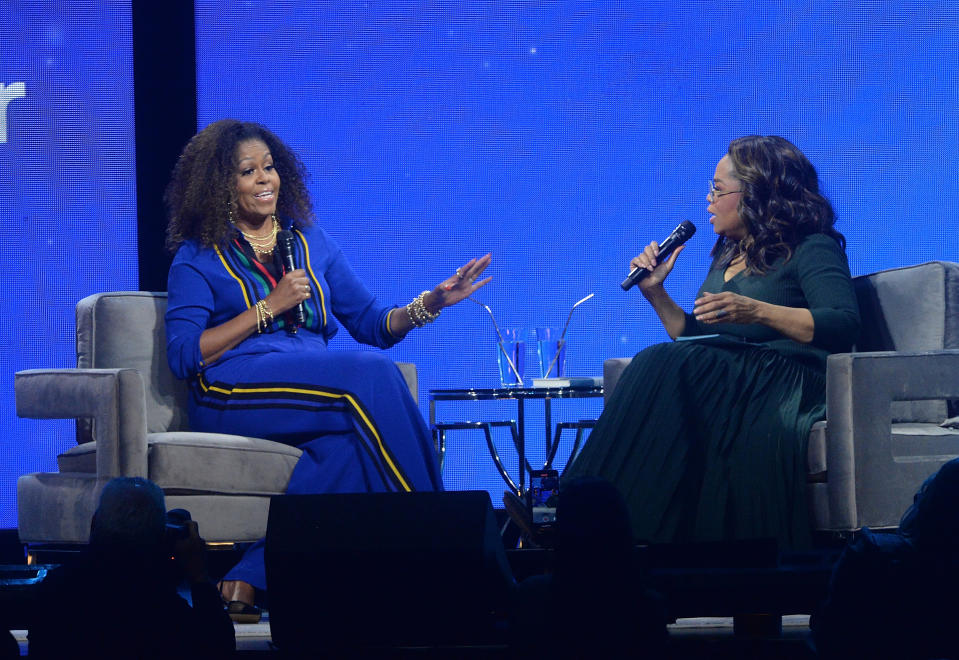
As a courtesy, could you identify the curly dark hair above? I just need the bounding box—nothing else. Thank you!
[712,135,845,273]
[164,119,314,252]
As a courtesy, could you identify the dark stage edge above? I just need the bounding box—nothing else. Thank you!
[8,615,818,658]
[3,543,836,659]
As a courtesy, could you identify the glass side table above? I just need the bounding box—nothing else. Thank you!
[428,383,604,494]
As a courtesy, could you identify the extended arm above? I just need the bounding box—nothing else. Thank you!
[387,254,492,337]
[319,226,490,343]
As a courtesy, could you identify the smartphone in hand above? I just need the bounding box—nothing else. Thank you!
[528,469,560,528]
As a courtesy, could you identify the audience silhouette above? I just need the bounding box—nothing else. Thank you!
[812,458,959,659]
[41,466,959,656]
[0,630,16,659]
[27,477,235,659]
[510,476,668,658]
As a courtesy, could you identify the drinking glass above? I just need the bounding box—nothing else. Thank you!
[536,327,567,379]
[497,328,526,387]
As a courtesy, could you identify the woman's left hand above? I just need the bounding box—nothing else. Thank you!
[429,253,493,310]
[693,291,764,325]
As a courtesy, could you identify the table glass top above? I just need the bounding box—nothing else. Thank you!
[429,384,604,400]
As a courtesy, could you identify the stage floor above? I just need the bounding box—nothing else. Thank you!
[9,614,817,658]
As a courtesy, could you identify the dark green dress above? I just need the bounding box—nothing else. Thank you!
[566,234,860,550]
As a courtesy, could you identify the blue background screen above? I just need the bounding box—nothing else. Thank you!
[1,2,137,528]
[194,1,959,501]
[1,1,957,527]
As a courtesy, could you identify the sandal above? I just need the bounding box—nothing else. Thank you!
[217,580,262,624]
[225,600,262,624]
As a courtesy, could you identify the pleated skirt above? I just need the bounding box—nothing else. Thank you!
[565,339,825,550]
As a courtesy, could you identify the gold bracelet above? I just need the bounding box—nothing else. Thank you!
[406,291,440,328]
[254,300,263,333]
[254,299,273,333]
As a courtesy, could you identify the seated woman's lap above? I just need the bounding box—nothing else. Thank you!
[194,349,443,494]
[572,340,821,546]
[191,349,422,442]
[216,350,445,589]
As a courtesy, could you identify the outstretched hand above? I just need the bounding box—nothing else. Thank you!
[430,253,492,310]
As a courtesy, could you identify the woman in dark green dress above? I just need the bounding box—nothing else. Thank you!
[565,136,860,550]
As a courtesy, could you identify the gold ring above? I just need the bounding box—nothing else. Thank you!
[456,268,464,279]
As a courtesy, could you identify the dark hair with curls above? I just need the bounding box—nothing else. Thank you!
[712,135,845,274]
[164,119,314,252]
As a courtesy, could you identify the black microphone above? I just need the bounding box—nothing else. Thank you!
[276,230,306,327]
[620,220,697,291]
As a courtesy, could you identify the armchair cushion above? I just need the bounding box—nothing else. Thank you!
[58,433,301,496]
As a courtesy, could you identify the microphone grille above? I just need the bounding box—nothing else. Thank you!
[276,229,295,253]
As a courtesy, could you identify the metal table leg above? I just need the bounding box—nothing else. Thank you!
[545,419,597,473]
[517,398,525,494]
[432,421,522,494]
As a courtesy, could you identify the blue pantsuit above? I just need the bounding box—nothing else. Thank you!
[166,223,442,589]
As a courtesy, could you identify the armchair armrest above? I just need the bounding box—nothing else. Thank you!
[825,349,959,529]
[15,369,149,480]
[603,358,633,406]
[394,362,417,401]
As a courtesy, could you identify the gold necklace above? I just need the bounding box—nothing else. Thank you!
[238,215,278,256]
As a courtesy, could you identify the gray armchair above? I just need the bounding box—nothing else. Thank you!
[603,261,959,534]
[16,291,418,547]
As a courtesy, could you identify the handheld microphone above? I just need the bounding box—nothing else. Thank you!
[620,220,697,291]
[276,230,306,327]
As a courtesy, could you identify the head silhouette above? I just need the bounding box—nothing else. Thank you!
[89,477,166,555]
[555,476,633,577]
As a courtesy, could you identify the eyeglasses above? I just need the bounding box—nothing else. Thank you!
[708,181,743,202]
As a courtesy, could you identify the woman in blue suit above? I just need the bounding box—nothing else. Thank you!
[164,119,490,620]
